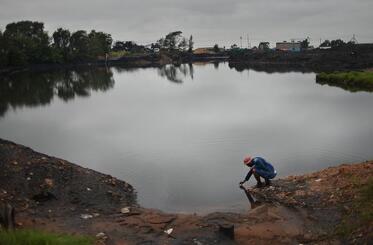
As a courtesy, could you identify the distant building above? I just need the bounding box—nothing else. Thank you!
[193,47,215,54]
[276,41,301,52]
[258,42,270,51]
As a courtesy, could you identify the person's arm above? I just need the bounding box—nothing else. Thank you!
[240,168,254,185]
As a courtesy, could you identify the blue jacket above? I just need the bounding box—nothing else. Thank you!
[249,157,277,179]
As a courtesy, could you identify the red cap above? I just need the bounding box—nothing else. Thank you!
[243,156,252,164]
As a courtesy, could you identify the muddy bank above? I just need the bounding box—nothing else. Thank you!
[0,138,372,244]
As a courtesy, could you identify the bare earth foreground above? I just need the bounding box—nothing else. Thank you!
[0,138,372,244]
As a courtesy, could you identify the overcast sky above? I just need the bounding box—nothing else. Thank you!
[1,0,373,48]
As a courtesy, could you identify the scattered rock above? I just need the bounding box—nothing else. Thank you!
[96,232,108,241]
[80,214,93,220]
[121,207,130,214]
[295,190,306,196]
[193,238,203,245]
[44,178,53,188]
[164,228,173,235]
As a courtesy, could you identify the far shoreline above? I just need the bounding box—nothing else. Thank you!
[2,43,373,76]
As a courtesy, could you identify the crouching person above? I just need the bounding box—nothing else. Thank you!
[240,156,277,188]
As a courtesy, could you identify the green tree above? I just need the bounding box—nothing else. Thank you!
[0,30,7,66]
[164,31,182,51]
[3,21,51,65]
[112,41,125,51]
[330,39,345,48]
[70,30,90,61]
[112,40,139,52]
[320,40,331,47]
[213,44,219,53]
[300,38,309,50]
[52,28,71,61]
[156,38,165,49]
[188,35,194,52]
[230,44,238,49]
[178,37,187,52]
[88,30,112,57]
[123,41,136,51]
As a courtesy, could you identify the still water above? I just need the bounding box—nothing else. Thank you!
[1,63,373,213]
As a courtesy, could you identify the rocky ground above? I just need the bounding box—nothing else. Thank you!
[0,138,372,244]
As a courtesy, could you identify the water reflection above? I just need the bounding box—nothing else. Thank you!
[316,77,373,93]
[227,62,373,93]
[2,62,372,119]
[2,62,372,120]
[0,67,114,117]
[158,63,194,83]
[228,62,313,74]
[0,63,197,118]
[239,185,261,209]
[213,62,219,69]
[1,62,373,213]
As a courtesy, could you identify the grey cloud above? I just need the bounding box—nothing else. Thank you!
[0,0,372,47]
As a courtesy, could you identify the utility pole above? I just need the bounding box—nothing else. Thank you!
[247,34,251,49]
[240,36,243,49]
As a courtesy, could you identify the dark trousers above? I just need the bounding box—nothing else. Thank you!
[245,169,270,186]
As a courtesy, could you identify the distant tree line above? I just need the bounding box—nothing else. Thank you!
[320,39,356,49]
[0,21,114,66]
[111,32,194,55]
[155,31,193,52]
[0,21,196,67]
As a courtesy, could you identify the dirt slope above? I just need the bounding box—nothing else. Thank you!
[1,138,372,244]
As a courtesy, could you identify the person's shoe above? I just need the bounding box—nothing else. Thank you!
[255,182,264,188]
[265,179,271,186]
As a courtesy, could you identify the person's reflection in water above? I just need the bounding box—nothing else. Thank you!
[239,185,261,209]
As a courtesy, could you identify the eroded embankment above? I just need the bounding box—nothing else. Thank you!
[0,138,372,244]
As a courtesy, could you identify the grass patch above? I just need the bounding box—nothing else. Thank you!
[316,71,373,92]
[109,50,130,58]
[0,229,94,245]
[109,51,151,58]
[336,177,373,237]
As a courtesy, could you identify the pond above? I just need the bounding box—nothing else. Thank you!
[1,62,373,213]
